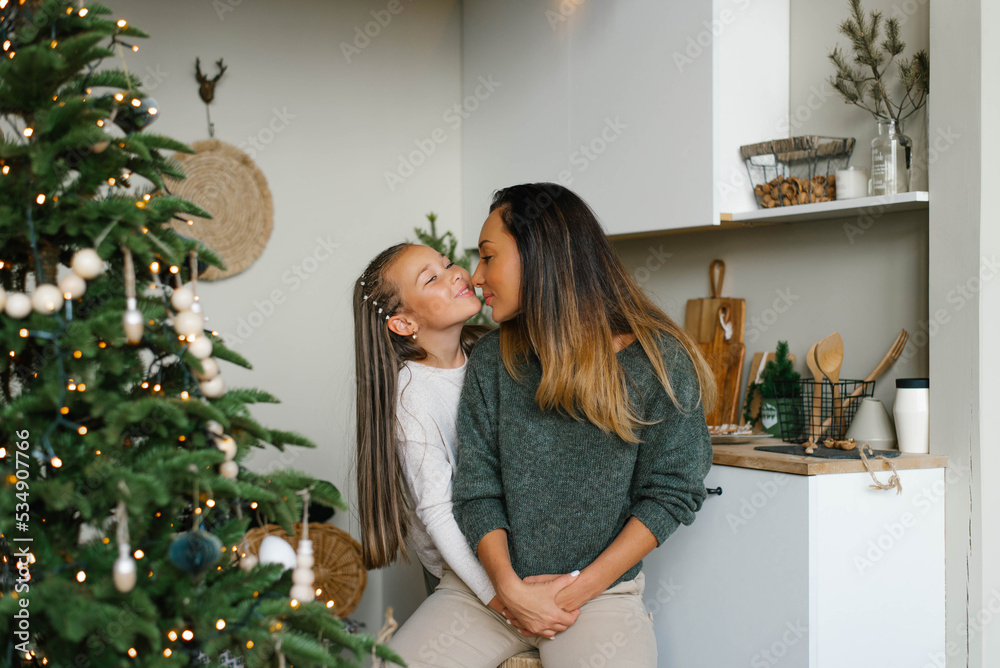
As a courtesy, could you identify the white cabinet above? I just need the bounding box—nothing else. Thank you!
[644,464,946,667]
[460,0,789,240]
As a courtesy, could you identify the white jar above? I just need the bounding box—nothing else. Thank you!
[893,378,929,454]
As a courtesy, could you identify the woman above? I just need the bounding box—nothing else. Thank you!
[390,183,716,667]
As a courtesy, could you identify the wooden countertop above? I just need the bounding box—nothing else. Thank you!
[712,438,949,476]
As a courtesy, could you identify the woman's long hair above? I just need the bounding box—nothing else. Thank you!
[353,243,485,569]
[490,183,717,443]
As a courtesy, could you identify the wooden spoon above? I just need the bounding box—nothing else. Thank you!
[819,328,909,432]
[814,332,845,436]
[805,342,824,443]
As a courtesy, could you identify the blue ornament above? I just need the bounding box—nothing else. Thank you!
[169,530,222,575]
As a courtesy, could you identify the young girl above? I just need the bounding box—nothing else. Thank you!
[353,243,506,619]
[389,184,716,667]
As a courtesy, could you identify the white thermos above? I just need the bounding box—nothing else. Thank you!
[894,378,929,454]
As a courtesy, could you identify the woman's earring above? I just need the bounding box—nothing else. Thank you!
[412,332,417,340]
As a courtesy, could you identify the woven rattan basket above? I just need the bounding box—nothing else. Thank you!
[499,650,542,667]
[244,523,366,617]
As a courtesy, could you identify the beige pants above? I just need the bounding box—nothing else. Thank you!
[388,570,657,668]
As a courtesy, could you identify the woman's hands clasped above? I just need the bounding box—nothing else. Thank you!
[496,571,583,639]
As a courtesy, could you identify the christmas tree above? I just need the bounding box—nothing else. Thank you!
[0,3,399,666]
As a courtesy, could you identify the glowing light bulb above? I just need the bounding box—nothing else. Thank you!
[78,426,87,435]
[215,619,225,630]
[163,649,171,658]
[2,41,9,51]
[96,119,104,127]
[114,93,124,101]
[206,499,215,507]
[169,265,179,274]
[167,630,177,641]
[107,177,115,185]
[60,407,68,415]
[73,350,82,358]
[78,384,86,392]
[181,630,193,641]
[327,600,335,608]
[149,107,158,115]
[79,8,88,16]
[50,457,62,468]
[67,383,77,391]
[127,648,136,658]
[23,128,33,137]
[132,45,139,52]
[134,549,144,559]
[2,166,8,174]
[35,194,45,204]
[76,571,86,582]
[117,19,127,28]
[246,641,254,649]
[131,98,140,107]
[19,329,28,337]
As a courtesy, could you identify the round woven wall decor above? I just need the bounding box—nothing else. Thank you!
[244,523,367,618]
[166,139,273,281]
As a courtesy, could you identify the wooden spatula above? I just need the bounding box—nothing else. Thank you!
[805,342,824,443]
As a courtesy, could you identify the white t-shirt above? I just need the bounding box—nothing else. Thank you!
[395,356,495,604]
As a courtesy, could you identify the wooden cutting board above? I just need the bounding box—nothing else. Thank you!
[700,304,745,427]
[685,260,746,344]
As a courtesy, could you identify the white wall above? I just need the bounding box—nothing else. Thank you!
[106,0,461,632]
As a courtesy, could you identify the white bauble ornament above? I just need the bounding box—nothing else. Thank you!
[290,584,315,603]
[113,543,137,593]
[257,536,297,570]
[170,284,195,311]
[219,460,239,479]
[4,292,31,319]
[200,375,226,398]
[239,552,258,572]
[173,310,204,337]
[187,335,213,359]
[0,286,6,311]
[205,420,224,435]
[292,567,314,586]
[71,248,105,279]
[123,298,144,344]
[215,435,237,459]
[31,284,64,314]
[193,357,220,381]
[58,273,87,300]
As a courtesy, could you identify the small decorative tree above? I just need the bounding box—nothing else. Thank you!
[828,0,929,125]
[743,341,800,434]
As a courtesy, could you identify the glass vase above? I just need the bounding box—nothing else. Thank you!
[870,119,910,196]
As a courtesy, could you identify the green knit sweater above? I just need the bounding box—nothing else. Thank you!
[453,329,713,587]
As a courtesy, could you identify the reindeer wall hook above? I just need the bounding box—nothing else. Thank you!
[195,57,228,137]
[195,57,227,104]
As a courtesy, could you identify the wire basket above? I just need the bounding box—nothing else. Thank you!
[771,379,875,444]
[740,136,855,208]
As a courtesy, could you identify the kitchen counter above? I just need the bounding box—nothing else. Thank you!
[712,437,949,475]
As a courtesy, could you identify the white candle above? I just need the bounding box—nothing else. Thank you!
[836,167,868,199]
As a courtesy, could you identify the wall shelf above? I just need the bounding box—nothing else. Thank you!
[720,190,929,225]
[608,191,929,240]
